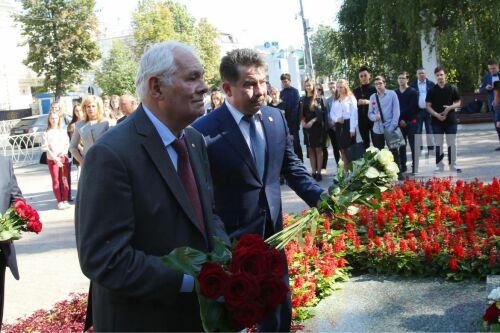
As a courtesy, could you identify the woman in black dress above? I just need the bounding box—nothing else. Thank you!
[300,78,325,181]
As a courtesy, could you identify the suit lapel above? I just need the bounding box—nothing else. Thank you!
[134,106,204,236]
[216,104,261,181]
[260,107,276,182]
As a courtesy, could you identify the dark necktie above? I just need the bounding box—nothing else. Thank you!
[171,138,205,235]
[242,114,265,179]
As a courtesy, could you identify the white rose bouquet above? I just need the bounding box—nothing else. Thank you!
[267,147,398,250]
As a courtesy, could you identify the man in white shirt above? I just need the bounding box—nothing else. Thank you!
[410,68,436,153]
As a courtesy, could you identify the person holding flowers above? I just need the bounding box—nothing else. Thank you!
[193,48,324,332]
[0,156,23,328]
[75,41,229,332]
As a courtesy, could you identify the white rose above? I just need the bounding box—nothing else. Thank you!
[366,146,379,154]
[385,162,399,180]
[376,149,394,166]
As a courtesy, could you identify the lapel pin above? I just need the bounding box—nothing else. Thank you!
[191,143,195,148]
[268,116,273,122]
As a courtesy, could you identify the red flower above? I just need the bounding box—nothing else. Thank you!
[27,220,42,233]
[258,276,288,308]
[453,244,465,259]
[230,300,266,328]
[234,234,267,252]
[224,272,260,307]
[483,303,500,324]
[448,257,458,271]
[266,249,285,277]
[198,262,228,299]
[13,198,32,220]
[230,247,268,276]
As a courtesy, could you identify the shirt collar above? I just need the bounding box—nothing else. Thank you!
[419,80,426,84]
[225,100,262,124]
[142,103,182,147]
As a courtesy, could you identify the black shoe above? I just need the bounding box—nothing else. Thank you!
[397,173,405,181]
[317,173,322,181]
[495,147,500,151]
[400,165,407,173]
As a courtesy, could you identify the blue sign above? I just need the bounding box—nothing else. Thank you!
[264,42,270,49]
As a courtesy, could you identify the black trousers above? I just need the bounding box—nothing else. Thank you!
[292,131,303,162]
[0,254,6,330]
[358,118,374,149]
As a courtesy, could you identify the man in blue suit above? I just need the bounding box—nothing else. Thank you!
[410,68,435,153]
[193,48,323,332]
[479,59,500,149]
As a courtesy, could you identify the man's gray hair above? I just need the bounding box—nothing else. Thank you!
[135,41,198,100]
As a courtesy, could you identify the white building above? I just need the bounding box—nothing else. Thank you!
[0,0,41,112]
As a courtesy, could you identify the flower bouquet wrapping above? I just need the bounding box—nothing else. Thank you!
[161,234,288,332]
[0,198,42,241]
[267,147,399,250]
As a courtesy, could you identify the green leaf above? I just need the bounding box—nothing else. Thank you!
[0,230,20,241]
[208,237,231,264]
[160,247,207,277]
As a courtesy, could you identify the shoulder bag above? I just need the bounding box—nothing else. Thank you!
[376,94,405,149]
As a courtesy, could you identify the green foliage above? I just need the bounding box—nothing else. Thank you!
[132,0,221,86]
[310,25,345,79]
[333,0,500,91]
[95,40,138,96]
[15,0,100,100]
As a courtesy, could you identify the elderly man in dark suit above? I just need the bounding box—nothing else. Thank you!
[75,41,229,332]
[193,48,323,332]
[0,156,22,328]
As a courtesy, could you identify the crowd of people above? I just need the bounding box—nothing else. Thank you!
[15,41,497,332]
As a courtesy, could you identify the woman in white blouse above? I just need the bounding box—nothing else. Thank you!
[42,110,70,210]
[70,95,111,167]
[329,79,358,166]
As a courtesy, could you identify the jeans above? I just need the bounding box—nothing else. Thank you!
[417,108,435,148]
[432,122,458,166]
[48,157,69,203]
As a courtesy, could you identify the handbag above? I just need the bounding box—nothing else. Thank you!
[39,152,47,165]
[376,94,406,149]
[347,127,366,161]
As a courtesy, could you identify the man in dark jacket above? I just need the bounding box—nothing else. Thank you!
[280,73,303,161]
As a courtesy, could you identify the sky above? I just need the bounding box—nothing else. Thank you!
[95,0,341,49]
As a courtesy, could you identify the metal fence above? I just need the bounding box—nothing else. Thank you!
[0,119,21,136]
[0,132,43,168]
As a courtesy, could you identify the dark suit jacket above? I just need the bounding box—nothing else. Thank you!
[192,103,323,240]
[410,79,435,109]
[75,105,228,332]
[480,73,499,112]
[0,157,21,280]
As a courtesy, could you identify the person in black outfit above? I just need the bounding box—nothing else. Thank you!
[425,66,462,173]
[325,81,341,167]
[280,73,303,162]
[316,84,330,172]
[353,66,377,149]
[395,71,419,174]
[300,78,325,181]
[270,86,289,185]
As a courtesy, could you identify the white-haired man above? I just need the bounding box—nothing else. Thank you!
[76,41,229,331]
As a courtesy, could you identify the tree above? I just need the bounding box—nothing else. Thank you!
[334,0,500,91]
[196,18,221,87]
[132,0,221,86]
[95,40,138,96]
[15,0,100,100]
[310,25,344,80]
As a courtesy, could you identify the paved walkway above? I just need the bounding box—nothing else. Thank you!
[3,123,500,328]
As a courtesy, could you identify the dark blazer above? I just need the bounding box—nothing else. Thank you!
[0,157,21,280]
[75,105,228,332]
[480,72,499,112]
[410,79,435,108]
[192,103,323,240]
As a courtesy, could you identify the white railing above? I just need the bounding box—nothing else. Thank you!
[0,133,43,168]
[0,119,21,135]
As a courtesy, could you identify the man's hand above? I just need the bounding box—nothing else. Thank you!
[436,112,446,122]
[443,105,453,114]
[289,135,294,141]
[350,131,355,138]
[486,84,493,91]
[399,120,407,128]
[357,99,370,106]
[496,121,500,128]
[375,113,381,121]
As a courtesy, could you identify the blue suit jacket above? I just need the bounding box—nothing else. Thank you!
[480,73,498,112]
[192,103,323,240]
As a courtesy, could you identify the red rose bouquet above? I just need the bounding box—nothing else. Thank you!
[0,198,42,241]
[161,234,288,332]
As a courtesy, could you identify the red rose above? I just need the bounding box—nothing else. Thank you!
[266,249,285,277]
[229,300,266,328]
[27,220,42,233]
[234,234,268,252]
[258,276,288,308]
[13,199,30,219]
[230,248,268,275]
[197,262,228,299]
[223,272,259,307]
[483,303,500,324]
